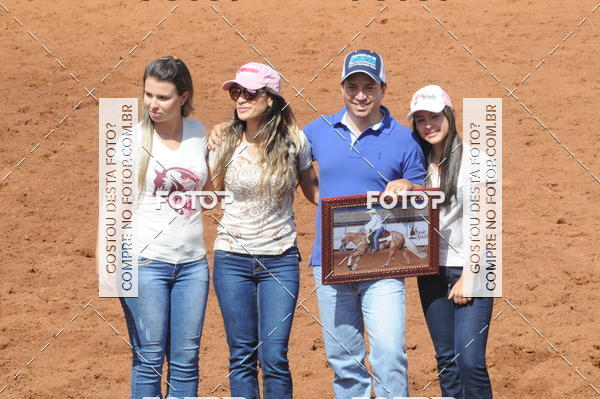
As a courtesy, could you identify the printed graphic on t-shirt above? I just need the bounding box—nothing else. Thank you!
[152,167,203,222]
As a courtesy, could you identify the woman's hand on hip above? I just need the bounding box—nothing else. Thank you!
[448,274,473,305]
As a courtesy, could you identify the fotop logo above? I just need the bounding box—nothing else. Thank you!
[155,190,234,211]
[366,190,446,210]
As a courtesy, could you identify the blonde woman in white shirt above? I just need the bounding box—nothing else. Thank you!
[117,56,212,399]
[408,85,493,399]
[209,62,318,399]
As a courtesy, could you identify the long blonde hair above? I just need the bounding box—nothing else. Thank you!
[138,56,194,194]
[212,88,301,199]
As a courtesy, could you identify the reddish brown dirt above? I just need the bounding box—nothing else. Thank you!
[1,1,600,398]
[332,248,429,275]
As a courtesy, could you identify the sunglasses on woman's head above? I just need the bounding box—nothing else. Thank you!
[229,86,264,102]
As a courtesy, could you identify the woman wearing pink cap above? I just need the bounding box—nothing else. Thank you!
[408,85,493,398]
[209,62,318,399]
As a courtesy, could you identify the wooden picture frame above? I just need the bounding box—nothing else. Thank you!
[321,191,440,285]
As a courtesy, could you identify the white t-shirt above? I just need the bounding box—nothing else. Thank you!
[209,130,312,255]
[121,118,209,264]
[426,148,467,268]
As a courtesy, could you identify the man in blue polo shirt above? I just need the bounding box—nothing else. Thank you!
[304,49,425,398]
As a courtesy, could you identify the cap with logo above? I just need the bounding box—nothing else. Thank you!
[407,85,453,120]
[222,62,281,93]
[341,49,386,84]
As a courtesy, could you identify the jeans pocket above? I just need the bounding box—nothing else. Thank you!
[137,256,153,266]
[214,250,232,258]
[281,246,301,261]
[445,267,463,291]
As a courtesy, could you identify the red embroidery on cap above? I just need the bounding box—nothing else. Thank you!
[237,67,259,74]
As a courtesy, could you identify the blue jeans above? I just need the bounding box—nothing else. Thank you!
[120,257,210,399]
[312,266,408,398]
[372,227,385,251]
[418,267,493,399]
[213,247,300,399]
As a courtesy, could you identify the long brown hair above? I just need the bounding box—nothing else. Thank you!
[212,88,301,199]
[138,56,194,194]
[414,106,463,206]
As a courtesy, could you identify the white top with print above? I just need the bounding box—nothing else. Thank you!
[209,131,312,255]
[131,118,209,264]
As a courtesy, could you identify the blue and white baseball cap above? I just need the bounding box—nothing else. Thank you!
[341,49,386,84]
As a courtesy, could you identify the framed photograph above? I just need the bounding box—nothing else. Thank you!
[321,191,440,285]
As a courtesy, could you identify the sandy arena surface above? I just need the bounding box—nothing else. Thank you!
[332,247,430,275]
[1,1,600,398]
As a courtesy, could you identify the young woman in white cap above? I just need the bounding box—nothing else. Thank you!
[209,62,318,399]
[114,56,212,399]
[407,85,493,399]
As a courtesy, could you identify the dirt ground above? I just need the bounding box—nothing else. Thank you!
[332,247,430,276]
[1,0,600,398]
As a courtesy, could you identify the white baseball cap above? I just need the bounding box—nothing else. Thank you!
[407,85,453,120]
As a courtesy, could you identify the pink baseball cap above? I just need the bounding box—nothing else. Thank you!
[407,85,453,120]
[222,62,280,93]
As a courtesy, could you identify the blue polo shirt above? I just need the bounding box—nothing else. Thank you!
[303,105,426,266]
